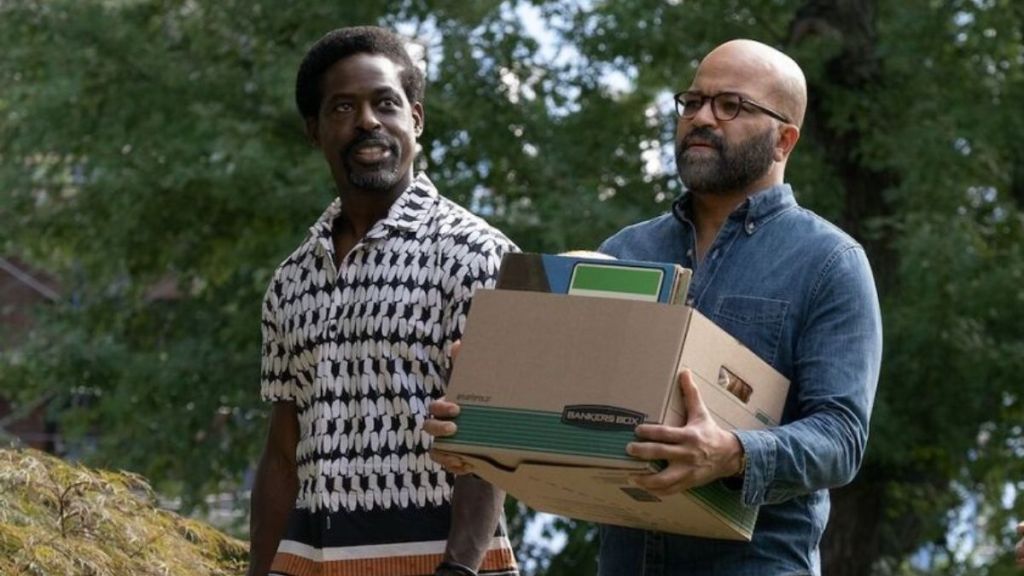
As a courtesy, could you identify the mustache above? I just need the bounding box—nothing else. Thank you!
[345,132,400,157]
[679,128,724,151]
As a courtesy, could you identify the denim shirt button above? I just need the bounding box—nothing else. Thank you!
[746,221,756,233]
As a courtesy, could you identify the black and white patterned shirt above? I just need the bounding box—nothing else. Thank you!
[261,173,518,576]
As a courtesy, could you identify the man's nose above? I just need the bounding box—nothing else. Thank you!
[688,98,718,128]
[356,102,382,131]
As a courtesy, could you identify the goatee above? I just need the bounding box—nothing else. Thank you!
[343,133,403,193]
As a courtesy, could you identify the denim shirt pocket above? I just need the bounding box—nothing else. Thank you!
[711,295,789,367]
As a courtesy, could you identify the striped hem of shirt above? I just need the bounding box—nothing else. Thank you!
[269,537,518,576]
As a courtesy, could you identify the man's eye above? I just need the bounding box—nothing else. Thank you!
[717,99,741,115]
[379,98,400,109]
[333,102,353,112]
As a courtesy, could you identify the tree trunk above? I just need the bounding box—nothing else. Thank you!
[788,2,902,574]
[821,481,885,576]
[789,0,899,291]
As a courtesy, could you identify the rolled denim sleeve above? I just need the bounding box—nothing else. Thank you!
[734,244,882,506]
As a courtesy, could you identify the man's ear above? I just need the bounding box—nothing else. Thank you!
[412,102,425,137]
[304,117,320,147]
[774,123,800,162]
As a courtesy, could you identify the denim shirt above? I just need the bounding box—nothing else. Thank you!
[596,184,883,576]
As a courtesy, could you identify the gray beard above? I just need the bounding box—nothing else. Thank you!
[343,139,403,193]
[347,164,402,192]
[676,127,776,195]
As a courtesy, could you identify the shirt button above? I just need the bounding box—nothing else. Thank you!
[746,221,756,233]
[685,297,695,307]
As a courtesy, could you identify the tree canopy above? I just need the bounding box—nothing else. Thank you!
[2,1,1022,574]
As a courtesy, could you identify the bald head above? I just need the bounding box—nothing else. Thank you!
[697,39,807,127]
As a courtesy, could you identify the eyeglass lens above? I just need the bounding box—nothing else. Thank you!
[680,93,742,120]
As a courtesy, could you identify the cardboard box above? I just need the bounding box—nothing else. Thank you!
[434,253,790,540]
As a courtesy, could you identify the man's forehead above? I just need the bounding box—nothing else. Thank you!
[689,49,775,94]
[688,67,760,96]
[322,53,406,93]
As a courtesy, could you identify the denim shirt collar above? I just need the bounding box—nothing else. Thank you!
[672,183,798,235]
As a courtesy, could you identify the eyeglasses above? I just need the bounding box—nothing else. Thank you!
[674,91,790,124]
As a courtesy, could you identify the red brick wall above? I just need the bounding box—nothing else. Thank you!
[0,257,61,451]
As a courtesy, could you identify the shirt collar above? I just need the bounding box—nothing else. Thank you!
[672,183,797,234]
[364,172,439,239]
[307,172,439,250]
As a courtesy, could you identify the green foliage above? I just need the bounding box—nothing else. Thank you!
[2,0,1024,574]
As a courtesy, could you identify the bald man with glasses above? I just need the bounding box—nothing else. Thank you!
[426,39,882,575]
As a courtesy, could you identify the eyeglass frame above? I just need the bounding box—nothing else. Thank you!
[673,91,791,124]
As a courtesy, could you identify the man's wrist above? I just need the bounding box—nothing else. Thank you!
[729,432,746,478]
[720,432,747,491]
[733,448,747,477]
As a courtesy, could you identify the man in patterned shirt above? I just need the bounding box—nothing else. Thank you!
[246,26,518,576]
